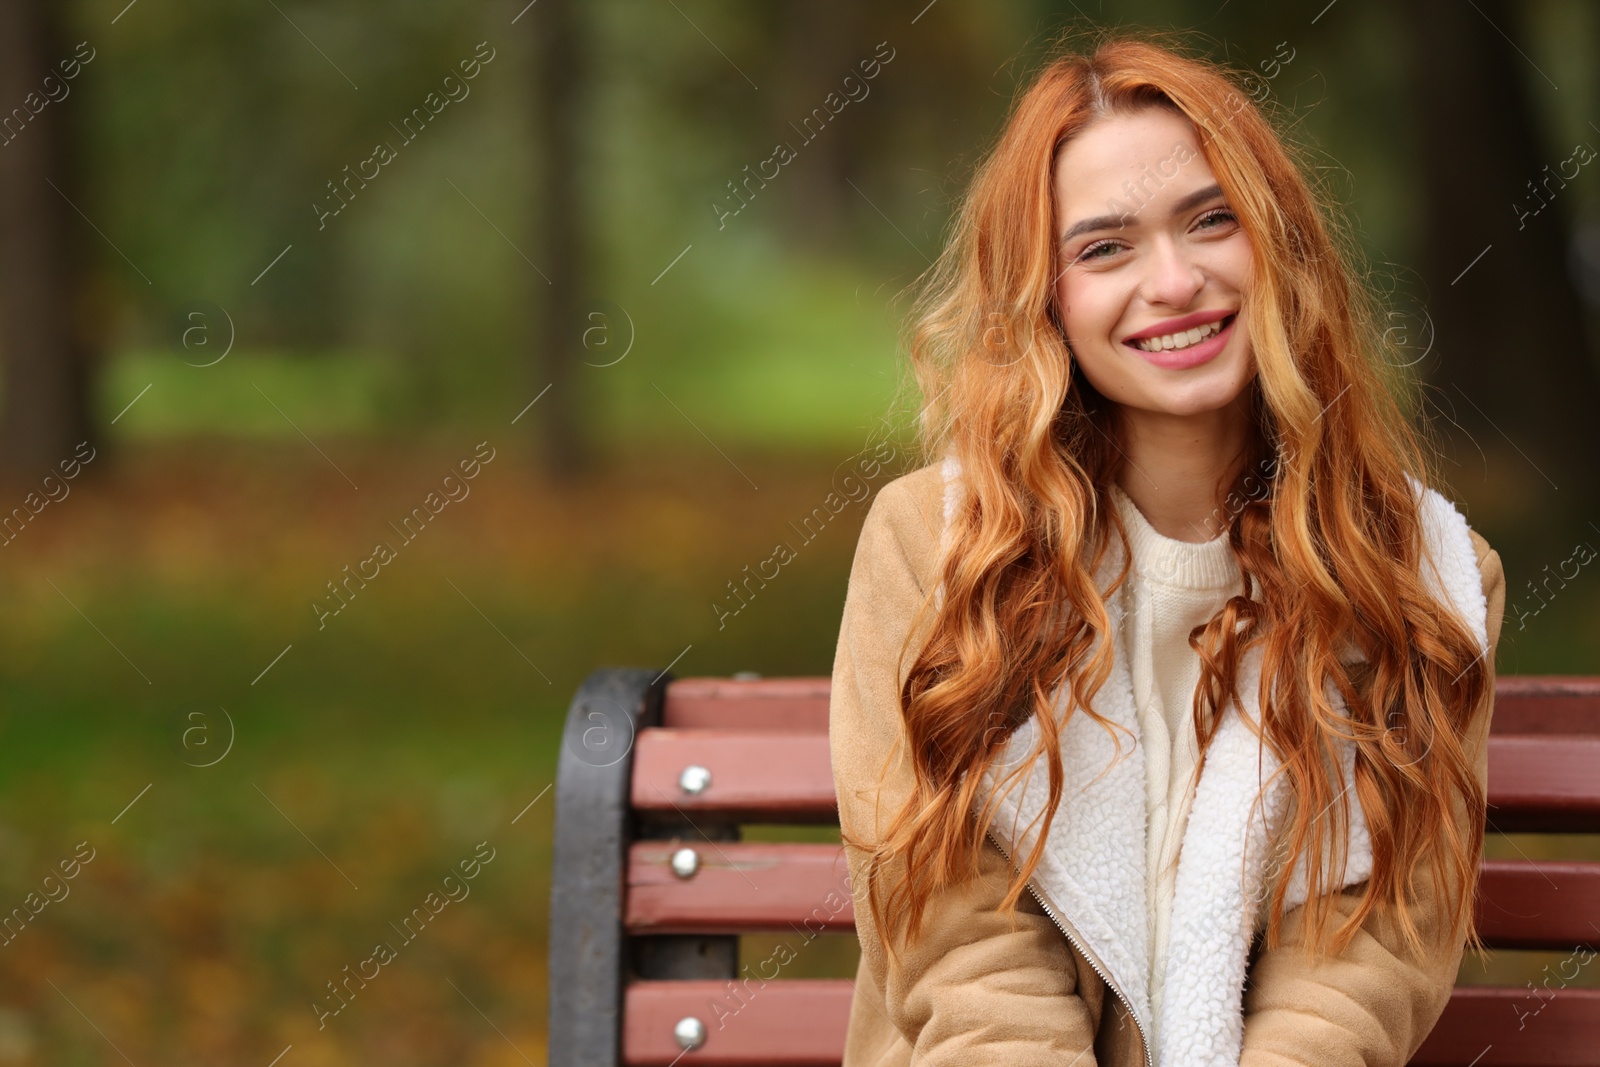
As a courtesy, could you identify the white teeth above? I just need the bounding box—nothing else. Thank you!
[1134,318,1225,352]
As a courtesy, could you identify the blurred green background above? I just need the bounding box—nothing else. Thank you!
[0,0,1596,1063]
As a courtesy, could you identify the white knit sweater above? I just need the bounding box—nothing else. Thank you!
[1108,484,1244,1049]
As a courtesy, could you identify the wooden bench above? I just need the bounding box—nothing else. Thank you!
[548,671,1600,1066]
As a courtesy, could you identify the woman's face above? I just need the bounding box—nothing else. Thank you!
[1051,107,1255,420]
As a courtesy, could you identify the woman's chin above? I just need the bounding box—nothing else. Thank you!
[1103,369,1257,421]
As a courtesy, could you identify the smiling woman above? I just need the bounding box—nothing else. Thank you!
[832,28,1505,1067]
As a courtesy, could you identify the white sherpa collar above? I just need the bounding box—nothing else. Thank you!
[935,454,1487,1067]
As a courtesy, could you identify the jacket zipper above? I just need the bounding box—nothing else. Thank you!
[983,826,1154,1067]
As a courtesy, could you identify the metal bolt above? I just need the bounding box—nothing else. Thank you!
[679,764,712,795]
[670,847,700,879]
[674,1015,706,1050]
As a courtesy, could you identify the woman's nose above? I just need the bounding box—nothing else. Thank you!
[1141,238,1205,308]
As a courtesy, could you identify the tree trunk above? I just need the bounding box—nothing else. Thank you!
[773,0,860,252]
[1398,0,1600,531]
[0,0,93,484]
[531,0,591,484]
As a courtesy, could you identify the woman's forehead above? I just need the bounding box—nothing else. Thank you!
[1055,110,1204,187]
[1053,110,1217,224]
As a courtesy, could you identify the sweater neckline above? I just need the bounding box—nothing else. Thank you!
[1108,483,1240,591]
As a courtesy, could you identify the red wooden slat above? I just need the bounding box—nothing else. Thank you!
[632,731,836,821]
[627,842,854,934]
[664,678,830,732]
[655,675,1600,736]
[625,983,1600,1066]
[1410,987,1600,1067]
[632,732,1600,827]
[1486,737,1600,832]
[1492,677,1600,735]
[1475,861,1600,950]
[625,850,1598,945]
[658,676,1600,735]
[624,979,852,1066]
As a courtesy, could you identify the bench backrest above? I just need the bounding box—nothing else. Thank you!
[548,672,1600,1066]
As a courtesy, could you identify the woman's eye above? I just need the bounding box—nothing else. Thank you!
[1196,208,1237,230]
[1078,240,1120,261]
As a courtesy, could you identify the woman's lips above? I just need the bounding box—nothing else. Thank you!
[1125,313,1235,370]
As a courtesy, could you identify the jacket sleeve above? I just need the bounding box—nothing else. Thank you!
[1237,534,1507,1067]
[831,475,1104,1064]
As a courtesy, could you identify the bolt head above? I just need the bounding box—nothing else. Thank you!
[678,764,712,795]
[670,847,699,879]
[674,1015,706,1050]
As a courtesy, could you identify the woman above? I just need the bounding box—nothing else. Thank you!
[829,30,1505,1067]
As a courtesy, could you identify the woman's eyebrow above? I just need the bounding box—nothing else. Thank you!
[1058,182,1226,246]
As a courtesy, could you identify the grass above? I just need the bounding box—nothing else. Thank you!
[101,248,913,452]
[0,437,889,1064]
[104,349,401,439]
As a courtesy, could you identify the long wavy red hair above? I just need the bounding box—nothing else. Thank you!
[847,28,1490,966]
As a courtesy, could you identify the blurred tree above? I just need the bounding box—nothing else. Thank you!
[532,0,591,482]
[759,2,1028,265]
[1399,0,1600,526]
[770,0,861,252]
[0,0,94,481]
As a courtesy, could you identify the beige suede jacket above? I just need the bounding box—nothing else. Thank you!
[829,458,1506,1067]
